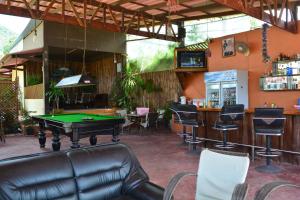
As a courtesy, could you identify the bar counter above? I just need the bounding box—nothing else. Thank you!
[191,107,300,164]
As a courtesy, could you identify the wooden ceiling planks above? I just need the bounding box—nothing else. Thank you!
[0,0,298,42]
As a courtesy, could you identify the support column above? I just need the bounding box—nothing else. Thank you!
[43,46,50,114]
[177,22,185,48]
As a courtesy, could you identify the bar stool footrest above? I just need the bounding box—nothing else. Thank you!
[185,137,201,144]
[177,133,192,137]
[256,150,282,157]
[215,143,235,149]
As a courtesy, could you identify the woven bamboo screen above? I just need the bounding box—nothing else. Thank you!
[0,80,19,130]
[136,70,182,109]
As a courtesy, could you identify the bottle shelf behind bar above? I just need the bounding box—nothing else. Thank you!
[260,74,300,91]
[260,59,300,91]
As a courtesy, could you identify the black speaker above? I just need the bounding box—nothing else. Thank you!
[178,27,186,39]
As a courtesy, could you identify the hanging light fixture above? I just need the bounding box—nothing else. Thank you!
[56,1,96,88]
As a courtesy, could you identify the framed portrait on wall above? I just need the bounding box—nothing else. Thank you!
[222,37,235,57]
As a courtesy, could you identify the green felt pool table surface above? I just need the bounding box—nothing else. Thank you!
[37,113,123,123]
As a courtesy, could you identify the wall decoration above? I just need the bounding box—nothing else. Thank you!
[222,37,235,57]
[262,23,271,63]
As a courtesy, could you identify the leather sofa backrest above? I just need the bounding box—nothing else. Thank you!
[0,143,149,200]
[0,152,78,200]
[67,144,149,200]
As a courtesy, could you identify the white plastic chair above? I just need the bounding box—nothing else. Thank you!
[163,149,250,200]
[116,109,133,134]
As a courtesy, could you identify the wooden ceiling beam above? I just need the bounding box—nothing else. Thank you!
[210,0,297,33]
[21,0,35,18]
[172,10,240,22]
[0,3,178,41]
[67,0,167,22]
[156,3,225,18]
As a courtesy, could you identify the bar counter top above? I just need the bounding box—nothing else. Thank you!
[197,107,300,115]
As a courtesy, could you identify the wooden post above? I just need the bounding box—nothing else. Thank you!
[178,21,185,47]
[43,46,50,114]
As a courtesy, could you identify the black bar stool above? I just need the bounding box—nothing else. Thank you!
[253,108,285,173]
[170,102,191,145]
[213,104,244,149]
[170,104,202,152]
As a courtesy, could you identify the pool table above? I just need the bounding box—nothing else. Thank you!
[32,113,125,151]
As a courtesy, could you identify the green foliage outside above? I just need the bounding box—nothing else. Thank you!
[109,60,163,112]
[26,75,42,86]
[46,81,64,110]
[140,43,177,72]
[0,25,17,58]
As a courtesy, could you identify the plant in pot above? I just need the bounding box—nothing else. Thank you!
[110,60,141,112]
[46,81,64,114]
[19,108,37,136]
[162,102,173,129]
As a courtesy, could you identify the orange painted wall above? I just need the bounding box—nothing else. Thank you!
[183,22,300,111]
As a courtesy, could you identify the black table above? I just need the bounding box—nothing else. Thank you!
[32,113,125,151]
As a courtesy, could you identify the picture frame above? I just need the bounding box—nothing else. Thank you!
[222,37,235,57]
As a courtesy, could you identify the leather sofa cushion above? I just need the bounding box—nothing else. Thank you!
[67,144,149,200]
[0,152,78,200]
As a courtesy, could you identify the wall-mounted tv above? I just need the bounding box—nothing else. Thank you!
[177,50,206,68]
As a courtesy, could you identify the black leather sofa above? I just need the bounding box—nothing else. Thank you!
[0,143,164,200]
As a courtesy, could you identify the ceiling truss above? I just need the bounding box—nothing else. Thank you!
[0,0,298,42]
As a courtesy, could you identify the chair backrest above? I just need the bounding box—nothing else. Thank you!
[147,112,159,127]
[116,109,127,117]
[136,107,149,116]
[196,149,249,200]
[220,104,245,122]
[169,103,198,123]
[253,108,285,131]
[157,109,165,119]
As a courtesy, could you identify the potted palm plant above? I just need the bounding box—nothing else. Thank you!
[46,81,64,114]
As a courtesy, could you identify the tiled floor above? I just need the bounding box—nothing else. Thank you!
[1,130,300,200]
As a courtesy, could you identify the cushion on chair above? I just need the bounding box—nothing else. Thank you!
[215,122,239,129]
[196,149,249,200]
[254,126,284,135]
[181,119,199,126]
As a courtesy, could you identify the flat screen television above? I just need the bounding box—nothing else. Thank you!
[177,50,206,68]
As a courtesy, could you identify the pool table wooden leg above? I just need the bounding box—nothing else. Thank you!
[112,126,120,142]
[52,128,61,151]
[71,129,80,149]
[89,135,97,145]
[38,123,46,148]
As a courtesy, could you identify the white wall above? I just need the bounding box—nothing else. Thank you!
[24,99,45,116]
[23,22,44,51]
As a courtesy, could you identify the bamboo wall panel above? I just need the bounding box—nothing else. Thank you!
[24,84,44,99]
[87,55,116,94]
[136,70,182,109]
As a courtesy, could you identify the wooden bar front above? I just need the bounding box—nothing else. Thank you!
[192,108,300,164]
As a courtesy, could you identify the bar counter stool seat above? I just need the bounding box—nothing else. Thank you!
[213,104,245,149]
[170,103,191,145]
[253,108,285,173]
[170,103,202,153]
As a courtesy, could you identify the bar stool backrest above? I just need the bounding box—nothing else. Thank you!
[254,108,285,128]
[220,104,245,122]
[170,103,198,123]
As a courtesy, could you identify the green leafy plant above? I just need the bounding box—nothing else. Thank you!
[27,75,42,86]
[110,60,141,111]
[46,81,64,110]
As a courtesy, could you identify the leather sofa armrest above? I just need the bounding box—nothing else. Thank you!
[128,182,165,200]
